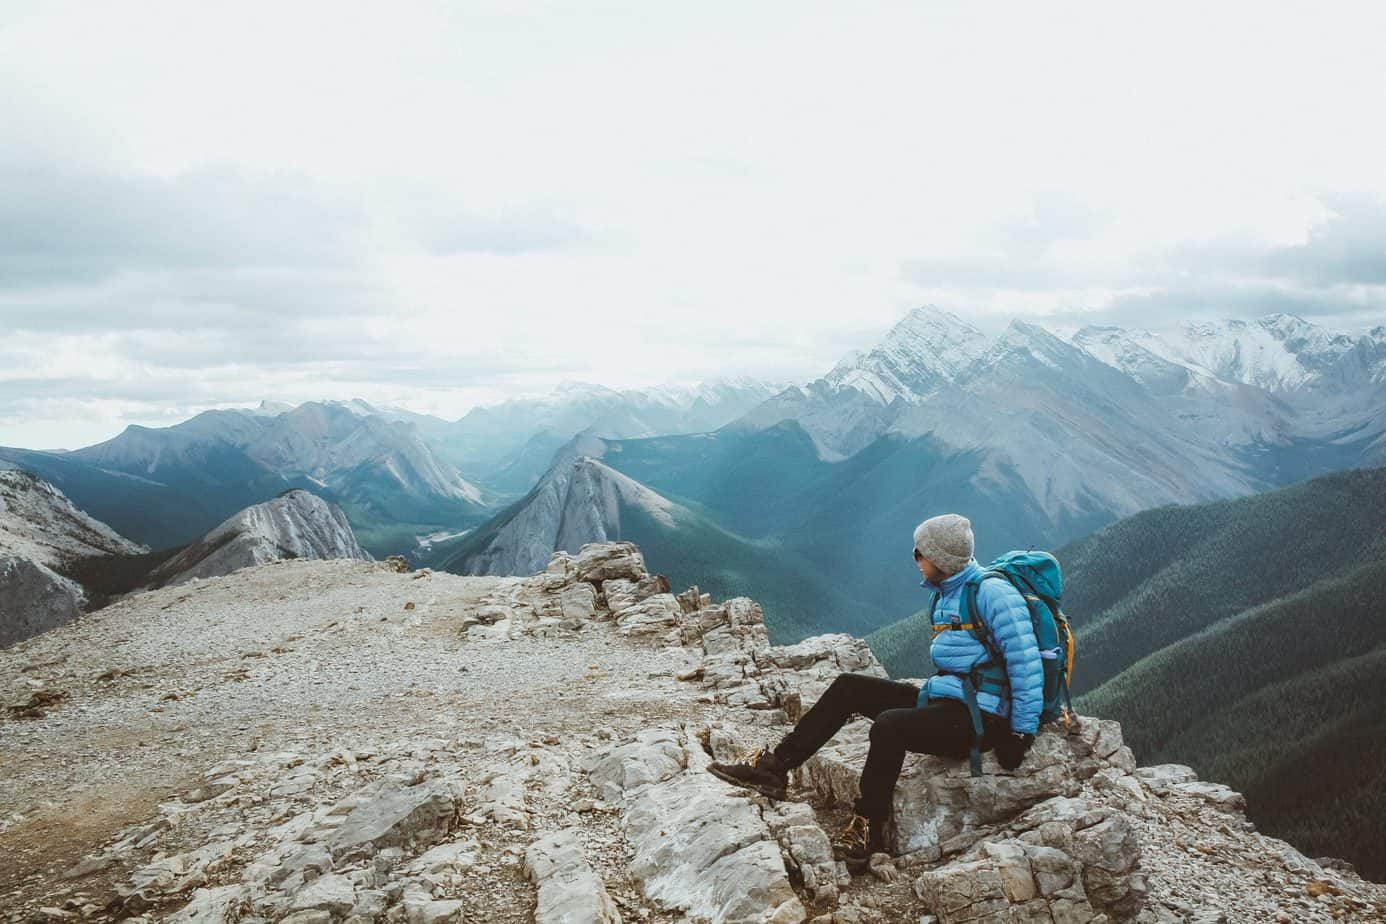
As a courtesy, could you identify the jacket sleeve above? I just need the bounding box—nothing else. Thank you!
[977,577,1043,734]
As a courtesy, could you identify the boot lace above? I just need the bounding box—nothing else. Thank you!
[836,813,870,851]
[732,745,768,767]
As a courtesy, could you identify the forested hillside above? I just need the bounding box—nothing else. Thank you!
[867,466,1386,880]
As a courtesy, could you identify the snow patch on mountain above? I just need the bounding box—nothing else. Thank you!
[1141,314,1361,392]
[823,305,991,404]
[250,400,295,416]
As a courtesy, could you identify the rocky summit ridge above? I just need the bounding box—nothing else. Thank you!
[0,470,147,647]
[1,542,1382,923]
[146,490,372,589]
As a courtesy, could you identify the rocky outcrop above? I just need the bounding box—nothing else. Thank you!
[910,794,1145,923]
[0,554,86,647]
[148,490,371,587]
[582,726,808,923]
[525,830,622,924]
[11,541,1386,924]
[797,713,1137,857]
[0,469,144,565]
[0,469,145,646]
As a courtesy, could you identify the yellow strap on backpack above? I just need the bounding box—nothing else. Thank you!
[1064,620,1076,681]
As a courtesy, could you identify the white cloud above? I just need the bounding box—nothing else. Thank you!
[2,0,1386,449]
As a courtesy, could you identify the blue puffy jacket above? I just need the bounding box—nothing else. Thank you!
[917,559,1044,734]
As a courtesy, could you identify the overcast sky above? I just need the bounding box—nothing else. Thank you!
[3,0,1385,449]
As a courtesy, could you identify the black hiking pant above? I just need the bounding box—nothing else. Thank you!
[771,672,1007,821]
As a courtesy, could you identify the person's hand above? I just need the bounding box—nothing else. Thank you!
[995,731,1035,771]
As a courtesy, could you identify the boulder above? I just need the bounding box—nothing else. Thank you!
[613,594,684,638]
[913,796,1145,923]
[269,844,333,886]
[402,894,465,923]
[327,782,457,860]
[1133,764,1198,791]
[1168,780,1247,816]
[574,542,647,584]
[165,885,250,924]
[581,727,686,803]
[524,829,622,924]
[560,582,600,622]
[798,716,1138,856]
[288,873,356,915]
[586,727,806,923]
[761,800,839,904]
[604,574,672,612]
[675,584,712,615]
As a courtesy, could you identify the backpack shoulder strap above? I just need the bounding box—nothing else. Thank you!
[964,571,1012,661]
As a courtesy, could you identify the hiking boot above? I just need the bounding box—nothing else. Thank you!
[707,746,789,800]
[832,812,889,873]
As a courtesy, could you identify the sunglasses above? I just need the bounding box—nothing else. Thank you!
[913,548,924,561]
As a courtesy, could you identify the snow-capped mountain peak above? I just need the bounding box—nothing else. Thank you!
[327,398,381,417]
[823,305,992,403]
[1070,325,1203,396]
[1160,313,1357,391]
[252,400,295,416]
[986,318,1098,375]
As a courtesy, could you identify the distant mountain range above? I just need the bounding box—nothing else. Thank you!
[3,309,1383,637]
[433,378,790,494]
[0,381,781,560]
[462,309,1385,639]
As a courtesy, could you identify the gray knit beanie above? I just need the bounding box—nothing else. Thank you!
[913,514,974,575]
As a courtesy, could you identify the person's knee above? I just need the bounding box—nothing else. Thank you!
[870,709,908,744]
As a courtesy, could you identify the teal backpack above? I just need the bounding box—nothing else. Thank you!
[928,550,1077,775]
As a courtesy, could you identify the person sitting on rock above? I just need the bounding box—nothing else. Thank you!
[707,513,1043,869]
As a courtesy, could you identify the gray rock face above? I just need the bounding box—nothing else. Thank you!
[524,829,622,924]
[1133,763,1198,790]
[288,872,357,914]
[603,573,670,612]
[0,468,144,562]
[913,795,1146,923]
[799,714,1138,857]
[909,797,1147,919]
[613,593,684,639]
[0,554,86,647]
[164,884,250,923]
[452,455,675,578]
[583,726,807,923]
[327,782,458,861]
[150,489,371,587]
